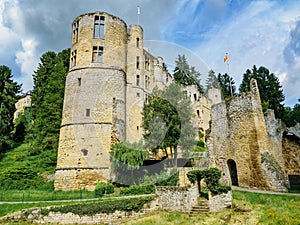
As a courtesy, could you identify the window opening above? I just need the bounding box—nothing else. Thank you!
[136,37,140,48]
[92,46,103,62]
[78,77,81,86]
[72,20,79,43]
[94,16,105,39]
[136,75,140,86]
[86,108,90,117]
[136,56,140,69]
[71,50,77,67]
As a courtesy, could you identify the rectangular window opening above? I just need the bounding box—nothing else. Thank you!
[78,77,81,86]
[194,93,197,101]
[86,108,91,117]
[136,75,140,86]
[92,46,103,62]
[197,110,200,117]
[94,16,105,39]
[136,56,140,69]
[71,50,77,67]
[136,37,140,48]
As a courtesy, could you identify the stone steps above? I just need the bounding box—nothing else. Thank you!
[189,200,209,216]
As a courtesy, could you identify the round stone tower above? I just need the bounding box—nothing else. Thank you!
[54,12,127,190]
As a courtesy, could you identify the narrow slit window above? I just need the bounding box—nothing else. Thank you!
[136,56,140,69]
[78,77,81,86]
[194,93,197,101]
[86,108,90,117]
[136,37,140,48]
[136,75,140,86]
[197,110,200,117]
[92,46,103,62]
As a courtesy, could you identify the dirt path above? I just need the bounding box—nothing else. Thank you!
[232,186,300,196]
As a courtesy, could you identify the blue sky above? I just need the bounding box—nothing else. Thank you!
[1,0,300,107]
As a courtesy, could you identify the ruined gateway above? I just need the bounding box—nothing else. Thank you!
[54,12,299,191]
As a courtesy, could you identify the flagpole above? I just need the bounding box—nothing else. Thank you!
[137,5,140,25]
[224,53,233,97]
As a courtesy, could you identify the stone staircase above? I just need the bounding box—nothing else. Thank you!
[189,199,209,216]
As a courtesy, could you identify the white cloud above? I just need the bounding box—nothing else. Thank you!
[192,1,300,106]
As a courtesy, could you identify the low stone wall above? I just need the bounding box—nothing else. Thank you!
[34,209,148,224]
[154,186,198,212]
[208,191,232,212]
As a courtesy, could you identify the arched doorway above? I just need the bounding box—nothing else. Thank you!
[227,159,238,186]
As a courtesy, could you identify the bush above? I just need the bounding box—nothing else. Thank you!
[94,182,106,197]
[95,182,115,197]
[119,185,155,196]
[106,183,114,194]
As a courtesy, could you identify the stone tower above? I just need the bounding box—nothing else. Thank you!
[54,12,171,190]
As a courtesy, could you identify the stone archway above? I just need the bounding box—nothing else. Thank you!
[227,159,238,186]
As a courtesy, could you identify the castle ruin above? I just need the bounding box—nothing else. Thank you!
[54,11,299,191]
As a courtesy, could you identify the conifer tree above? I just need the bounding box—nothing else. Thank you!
[27,49,69,159]
[0,65,21,151]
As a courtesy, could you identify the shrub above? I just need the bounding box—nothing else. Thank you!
[94,182,115,197]
[119,185,155,196]
[106,183,114,194]
[94,182,106,197]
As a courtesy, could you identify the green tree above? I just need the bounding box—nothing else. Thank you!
[173,55,204,93]
[142,83,196,163]
[27,49,69,158]
[206,70,220,90]
[110,141,148,185]
[283,100,300,127]
[0,65,21,151]
[217,73,236,99]
[239,65,285,119]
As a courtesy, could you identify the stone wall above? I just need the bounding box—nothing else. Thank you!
[208,191,232,212]
[154,186,198,212]
[207,79,288,191]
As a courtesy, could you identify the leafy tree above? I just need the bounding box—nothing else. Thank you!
[142,83,196,163]
[12,107,32,143]
[283,100,300,127]
[239,65,285,119]
[110,141,148,185]
[173,55,204,93]
[206,70,220,90]
[27,49,69,158]
[0,65,21,151]
[217,73,236,99]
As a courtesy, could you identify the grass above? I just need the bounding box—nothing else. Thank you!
[0,190,300,224]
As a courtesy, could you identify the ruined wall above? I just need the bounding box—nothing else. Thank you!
[154,186,198,212]
[207,79,288,191]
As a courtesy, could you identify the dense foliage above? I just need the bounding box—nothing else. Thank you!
[110,141,148,185]
[0,65,21,151]
[45,197,154,216]
[217,72,236,100]
[27,49,69,159]
[239,65,285,119]
[282,100,300,127]
[187,168,231,194]
[119,185,155,196]
[94,182,115,197]
[142,83,196,161]
[173,54,204,93]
